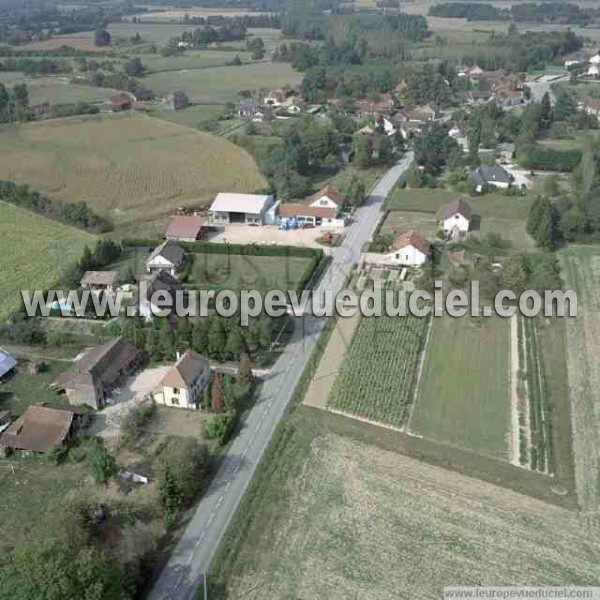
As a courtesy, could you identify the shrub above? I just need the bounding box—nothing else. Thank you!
[203,412,235,446]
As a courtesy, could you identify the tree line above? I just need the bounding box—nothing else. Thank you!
[0,180,112,234]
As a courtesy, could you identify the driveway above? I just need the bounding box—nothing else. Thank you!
[148,152,415,600]
[89,366,170,440]
[209,224,326,248]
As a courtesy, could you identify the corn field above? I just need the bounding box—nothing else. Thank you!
[328,313,429,427]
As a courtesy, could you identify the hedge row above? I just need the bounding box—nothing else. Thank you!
[122,238,323,261]
[519,146,582,172]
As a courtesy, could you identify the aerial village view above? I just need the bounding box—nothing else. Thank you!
[0,0,600,598]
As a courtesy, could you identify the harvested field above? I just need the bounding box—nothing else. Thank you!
[559,245,600,511]
[211,412,598,600]
[409,314,511,460]
[328,314,430,428]
[379,210,437,240]
[0,201,93,323]
[0,114,266,236]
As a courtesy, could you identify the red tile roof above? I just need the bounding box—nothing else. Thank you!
[165,215,205,240]
[390,230,431,255]
[278,204,338,219]
[1,405,74,453]
[311,184,344,206]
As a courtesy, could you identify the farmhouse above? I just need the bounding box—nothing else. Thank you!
[81,270,119,293]
[437,199,473,239]
[469,165,512,192]
[0,347,16,380]
[165,214,205,242]
[109,92,134,112]
[387,230,431,266]
[309,185,344,210]
[153,351,210,410]
[137,271,182,322]
[209,192,275,226]
[0,405,78,455]
[147,240,184,276]
[52,338,138,410]
[165,90,189,110]
[277,203,346,228]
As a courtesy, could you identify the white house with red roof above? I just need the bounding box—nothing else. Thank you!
[309,185,345,211]
[386,230,431,266]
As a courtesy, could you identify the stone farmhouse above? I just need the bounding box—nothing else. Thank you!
[52,338,138,410]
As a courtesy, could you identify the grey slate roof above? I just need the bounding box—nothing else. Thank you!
[470,165,512,186]
[148,240,184,267]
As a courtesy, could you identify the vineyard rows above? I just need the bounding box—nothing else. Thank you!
[328,313,429,427]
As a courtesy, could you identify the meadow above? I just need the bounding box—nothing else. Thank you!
[139,50,252,73]
[141,62,303,104]
[386,188,535,251]
[0,202,94,323]
[559,245,600,511]
[0,73,118,106]
[387,188,533,220]
[0,114,266,236]
[186,253,316,293]
[409,314,511,460]
[210,412,600,600]
[328,314,429,427]
[0,360,71,416]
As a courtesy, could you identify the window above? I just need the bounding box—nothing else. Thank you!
[173,387,179,395]
[171,396,180,406]
[319,198,328,205]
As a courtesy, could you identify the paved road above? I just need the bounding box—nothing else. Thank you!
[526,74,569,104]
[148,152,414,600]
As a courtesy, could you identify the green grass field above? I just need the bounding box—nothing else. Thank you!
[0,459,87,554]
[409,314,510,459]
[559,245,600,511]
[0,360,71,416]
[210,412,600,600]
[142,62,303,103]
[139,50,252,73]
[387,188,533,220]
[328,314,429,427]
[0,114,266,236]
[0,73,117,106]
[386,188,535,251]
[186,253,315,293]
[0,202,94,323]
[149,104,227,128]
